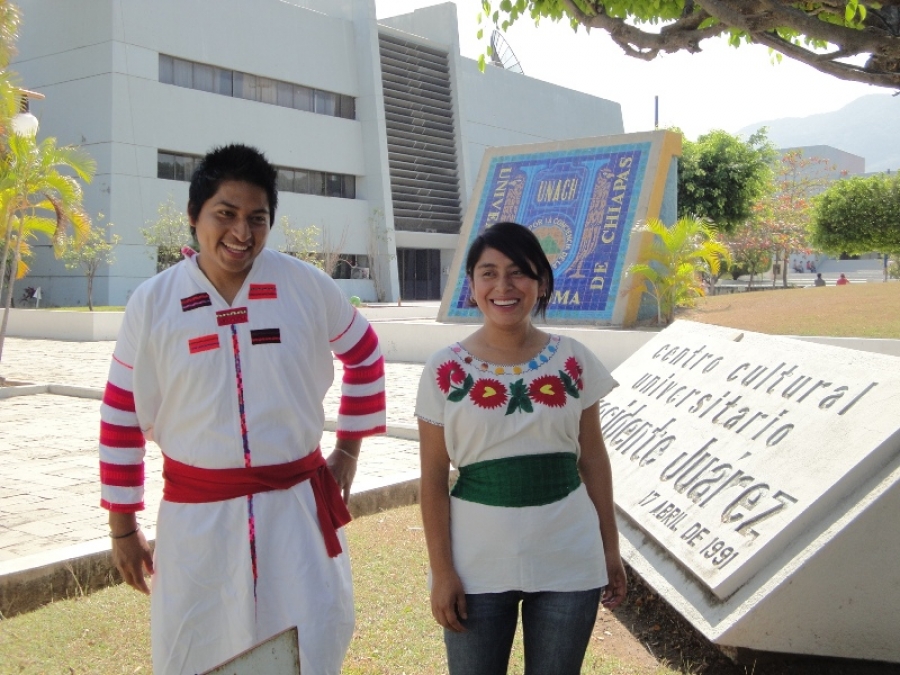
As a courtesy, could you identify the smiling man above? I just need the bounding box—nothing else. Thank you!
[99,144,386,674]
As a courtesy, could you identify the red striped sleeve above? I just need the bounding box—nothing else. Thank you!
[100,421,146,448]
[341,357,385,385]
[337,425,387,440]
[101,499,145,513]
[335,325,378,366]
[338,392,386,417]
[103,381,136,412]
[99,461,144,487]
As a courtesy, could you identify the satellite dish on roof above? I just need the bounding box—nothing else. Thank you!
[490,30,524,75]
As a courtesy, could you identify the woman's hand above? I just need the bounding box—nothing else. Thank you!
[109,518,153,595]
[326,440,360,504]
[601,554,628,610]
[430,570,468,632]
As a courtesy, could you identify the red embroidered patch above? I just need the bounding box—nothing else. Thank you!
[248,283,277,300]
[188,334,220,354]
[181,293,211,312]
[216,307,248,326]
[250,328,281,345]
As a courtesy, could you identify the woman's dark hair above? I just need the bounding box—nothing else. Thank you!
[187,144,278,228]
[465,221,554,318]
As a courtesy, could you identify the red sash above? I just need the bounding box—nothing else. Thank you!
[162,447,351,557]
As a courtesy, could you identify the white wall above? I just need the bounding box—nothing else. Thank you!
[13,0,627,308]
[14,0,374,307]
[456,60,624,200]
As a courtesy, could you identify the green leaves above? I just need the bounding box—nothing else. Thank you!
[505,379,533,415]
[559,370,580,398]
[811,173,900,255]
[627,216,731,324]
[678,129,776,234]
[448,374,475,402]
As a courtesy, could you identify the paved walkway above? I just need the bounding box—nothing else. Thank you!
[0,337,426,564]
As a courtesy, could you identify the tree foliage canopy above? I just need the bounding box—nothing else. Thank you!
[61,215,120,310]
[810,172,900,254]
[481,1,900,88]
[627,216,730,324]
[677,128,776,233]
[140,195,192,272]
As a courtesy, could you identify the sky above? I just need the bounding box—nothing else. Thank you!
[375,0,889,141]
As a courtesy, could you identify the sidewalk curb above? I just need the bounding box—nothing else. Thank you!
[0,476,425,619]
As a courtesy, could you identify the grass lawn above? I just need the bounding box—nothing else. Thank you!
[0,506,678,675]
[677,282,900,338]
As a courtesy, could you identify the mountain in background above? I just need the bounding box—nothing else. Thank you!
[738,93,900,174]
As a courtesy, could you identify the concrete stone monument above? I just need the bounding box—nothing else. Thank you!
[604,320,900,662]
[439,131,681,326]
[201,627,300,674]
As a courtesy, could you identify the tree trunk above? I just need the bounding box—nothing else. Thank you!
[87,273,94,311]
[0,228,24,366]
[0,209,16,312]
[782,248,789,288]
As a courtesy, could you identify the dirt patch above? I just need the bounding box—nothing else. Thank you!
[593,571,898,675]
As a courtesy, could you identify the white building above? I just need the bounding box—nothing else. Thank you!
[13,0,623,306]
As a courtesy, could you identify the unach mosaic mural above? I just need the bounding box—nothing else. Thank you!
[440,131,681,326]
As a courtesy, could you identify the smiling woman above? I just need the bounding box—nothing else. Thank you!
[415,222,628,675]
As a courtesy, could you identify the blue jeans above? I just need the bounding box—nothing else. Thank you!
[443,588,601,675]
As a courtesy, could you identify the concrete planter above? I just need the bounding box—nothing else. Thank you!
[5,308,124,341]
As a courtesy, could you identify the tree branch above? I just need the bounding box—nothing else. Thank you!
[528,0,900,88]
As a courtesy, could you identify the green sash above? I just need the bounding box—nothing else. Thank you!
[451,452,581,507]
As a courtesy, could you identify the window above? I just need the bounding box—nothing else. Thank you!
[158,54,355,120]
[339,95,355,120]
[315,91,337,116]
[158,152,175,179]
[333,255,370,280]
[343,175,356,200]
[276,168,295,193]
[276,81,294,108]
[192,63,214,93]
[325,173,343,198]
[214,67,233,96]
[159,54,174,84]
[173,58,193,88]
[294,170,310,194]
[293,85,314,112]
[158,151,357,201]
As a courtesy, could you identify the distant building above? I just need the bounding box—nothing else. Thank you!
[776,145,884,275]
[12,0,623,306]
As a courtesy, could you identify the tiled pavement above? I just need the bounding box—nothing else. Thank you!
[0,337,426,564]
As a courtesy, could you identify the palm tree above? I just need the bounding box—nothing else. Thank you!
[627,216,730,325]
[0,131,95,366]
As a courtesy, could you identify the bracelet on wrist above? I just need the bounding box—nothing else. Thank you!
[338,447,359,461]
[110,523,140,540]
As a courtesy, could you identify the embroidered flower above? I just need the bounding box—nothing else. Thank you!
[561,357,584,395]
[469,378,508,409]
[564,357,582,380]
[436,361,466,394]
[529,375,567,407]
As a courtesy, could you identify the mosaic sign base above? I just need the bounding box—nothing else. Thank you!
[439,131,681,326]
[608,321,900,661]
